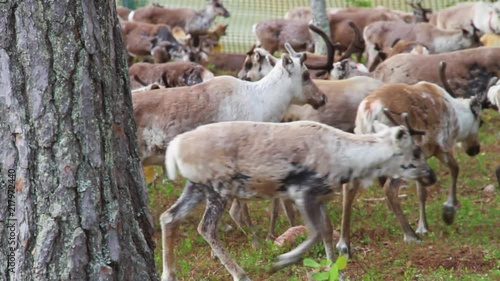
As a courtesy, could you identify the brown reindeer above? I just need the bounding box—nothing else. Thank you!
[129,62,214,90]
[339,64,498,257]
[364,20,481,70]
[128,1,230,34]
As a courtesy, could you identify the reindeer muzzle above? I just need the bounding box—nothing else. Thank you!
[223,9,230,17]
[418,166,437,187]
[466,145,480,157]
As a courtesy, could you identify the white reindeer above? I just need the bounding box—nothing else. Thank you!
[133,44,326,168]
[162,118,436,281]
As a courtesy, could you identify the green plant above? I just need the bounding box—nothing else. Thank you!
[345,0,372,8]
[303,255,348,281]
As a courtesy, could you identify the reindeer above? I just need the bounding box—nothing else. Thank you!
[128,1,230,35]
[330,47,500,98]
[117,6,131,22]
[429,1,500,34]
[336,63,498,257]
[120,21,192,63]
[327,5,429,61]
[235,43,383,240]
[129,61,214,90]
[365,39,430,71]
[241,23,363,80]
[363,20,481,70]
[133,45,326,168]
[162,117,436,281]
[252,19,314,54]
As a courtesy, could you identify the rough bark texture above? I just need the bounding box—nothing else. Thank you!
[310,0,331,55]
[0,1,158,280]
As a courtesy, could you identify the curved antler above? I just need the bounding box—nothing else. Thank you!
[305,24,338,71]
[383,108,400,126]
[134,75,148,86]
[402,113,426,136]
[245,44,256,56]
[337,21,365,62]
[439,61,457,98]
[384,108,425,136]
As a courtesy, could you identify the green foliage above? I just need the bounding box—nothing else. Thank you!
[303,255,348,281]
[345,0,372,8]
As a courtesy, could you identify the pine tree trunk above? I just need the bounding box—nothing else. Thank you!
[0,1,158,280]
[310,0,331,55]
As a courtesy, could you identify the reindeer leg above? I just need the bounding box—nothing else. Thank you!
[268,198,297,240]
[271,190,322,272]
[496,165,500,188]
[436,151,459,225]
[229,199,259,248]
[200,186,250,281]
[319,202,335,263]
[281,198,297,227]
[384,178,421,242]
[160,181,205,281]
[336,182,360,258]
[267,198,281,240]
[415,181,430,234]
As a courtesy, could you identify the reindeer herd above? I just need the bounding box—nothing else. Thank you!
[117,1,500,280]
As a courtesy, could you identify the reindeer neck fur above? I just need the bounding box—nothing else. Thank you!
[238,66,298,122]
[433,30,475,53]
[327,129,401,187]
[450,97,478,141]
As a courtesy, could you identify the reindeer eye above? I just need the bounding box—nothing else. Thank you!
[302,71,310,81]
[215,3,221,7]
[244,61,252,71]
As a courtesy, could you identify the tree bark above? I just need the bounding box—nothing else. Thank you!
[0,1,158,280]
[310,0,331,55]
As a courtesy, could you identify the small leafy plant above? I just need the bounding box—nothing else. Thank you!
[303,255,348,281]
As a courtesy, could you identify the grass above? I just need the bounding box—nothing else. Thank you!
[146,110,500,280]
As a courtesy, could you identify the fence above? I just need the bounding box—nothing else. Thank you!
[118,0,474,53]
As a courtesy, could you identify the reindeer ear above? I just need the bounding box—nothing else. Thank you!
[281,53,294,73]
[266,54,277,67]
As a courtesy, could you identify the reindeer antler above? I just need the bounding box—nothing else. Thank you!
[337,21,365,62]
[383,108,401,126]
[306,24,338,72]
[439,61,457,98]
[402,113,426,136]
[245,44,256,56]
[134,75,148,86]
[383,108,425,136]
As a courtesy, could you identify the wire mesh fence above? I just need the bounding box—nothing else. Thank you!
[118,0,474,53]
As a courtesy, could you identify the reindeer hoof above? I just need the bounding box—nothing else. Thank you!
[335,241,351,259]
[442,204,456,225]
[403,233,422,243]
[415,224,429,235]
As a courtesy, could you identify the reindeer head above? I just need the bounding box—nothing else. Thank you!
[375,110,436,186]
[207,0,230,18]
[237,46,275,81]
[283,43,326,109]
